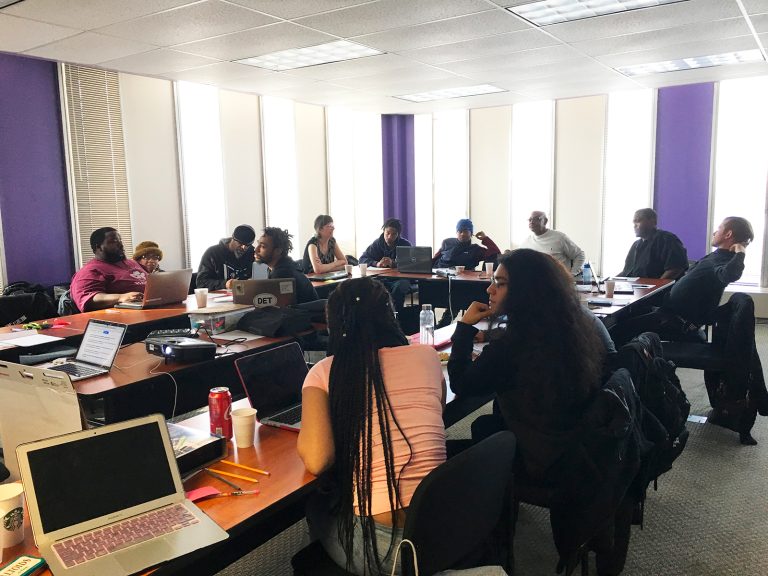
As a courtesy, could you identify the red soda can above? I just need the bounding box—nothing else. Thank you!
[209,387,232,439]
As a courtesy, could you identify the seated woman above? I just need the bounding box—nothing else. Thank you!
[132,241,163,274]
[298,277,446,574]
[302,215,348,274]
[448,249,604,479]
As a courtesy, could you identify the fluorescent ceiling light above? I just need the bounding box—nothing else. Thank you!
[396,84,506,103]
[236,40,382,71]
[617,49,764,77]
[508,0,686,26]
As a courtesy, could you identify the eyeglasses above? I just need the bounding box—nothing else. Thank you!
[140,255,161,261]
[233,239,253,249]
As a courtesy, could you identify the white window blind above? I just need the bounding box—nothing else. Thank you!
[61,64,132,266]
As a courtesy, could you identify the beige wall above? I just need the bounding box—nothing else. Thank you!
[294,102,328,254]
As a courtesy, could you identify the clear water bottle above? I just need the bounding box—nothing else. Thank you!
[419,304,435,345]
[582,262,592,285]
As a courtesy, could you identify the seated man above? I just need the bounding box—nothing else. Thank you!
[255,227,318,304]
[618,208,688,279]
[359,217,412,310]
[433,218,500,270]
[70,227,146,312]
[196,225,256,291]
[521,211,585,276]
[612,216,752,347]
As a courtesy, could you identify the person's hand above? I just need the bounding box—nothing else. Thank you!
[225,279,233,289]
[473,330,486,343]
[730,243,747,254]
[475,231,486,240]
[118,292,143,303]
[378,257,393,268]
[461,301,492,325]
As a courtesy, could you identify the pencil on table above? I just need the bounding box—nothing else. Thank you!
[221,459,271,476]
[207,468,259,483]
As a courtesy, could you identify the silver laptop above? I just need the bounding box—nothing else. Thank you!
[115,269,193,309]
[48,319,126,381]
[234,342,307,432]
[17,414,227,576]
[397,246,433,274]
[232,278,296,308]
[252,261,269,280]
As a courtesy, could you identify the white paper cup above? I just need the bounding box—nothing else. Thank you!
[194,288,208,308]
[344,264,353,276]
[485,262,494,277]
[232,407,257,448]
[455,266,465,274]
[359,263,368,277]
[0,483,25,547]
[604,280,616,298]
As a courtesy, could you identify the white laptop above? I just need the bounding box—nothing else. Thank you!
[17,414,228,576]
[115,269,193,309]
[48,319,126,381]
[252,261,269,280]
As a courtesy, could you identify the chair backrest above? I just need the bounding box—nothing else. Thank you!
[57,289,80,316]
[188,272,197,294]
[401,431,516,576]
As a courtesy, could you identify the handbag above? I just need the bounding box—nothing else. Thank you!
[236,306,312,337]
[389,539,507,576]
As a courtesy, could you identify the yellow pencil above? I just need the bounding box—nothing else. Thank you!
[221,459,271,476]
[206,468,259,483]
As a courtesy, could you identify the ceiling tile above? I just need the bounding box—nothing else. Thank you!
[1,0,195,30]
[482,58,618,85]
[752,13,768,33]
[332,65,463,90]
[571,17,751,57]
[0,14,79,52]
[350,9,530,52]
[597,35,760,68]
[743,0,768,15]
[398,28,559,65]
[295,0,490,37]
[25,32,156,65]
[440,44,578,74]
[173,22,336,60]
[225,0,375,20]
[99,48,218,75]
[163,61,281,83]
[632,60,768,88]
[212,73,318,94]
[518,77,640,99]
[543,0,742,44]
[280,53,418,80]
[374,76,485,96]
[96,0,277,46]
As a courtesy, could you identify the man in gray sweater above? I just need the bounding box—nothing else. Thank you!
[521,211,585,276]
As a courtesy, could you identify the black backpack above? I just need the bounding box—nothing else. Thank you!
[616,332,690,478]
[0,282,57,325]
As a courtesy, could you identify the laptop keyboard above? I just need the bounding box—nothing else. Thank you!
[270,404,302,425]
[52,503,198,568]
[52,363,102,378]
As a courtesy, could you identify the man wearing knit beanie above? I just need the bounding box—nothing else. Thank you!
[433,218,500,270]
[133,241,164,274]
[196,225,256,290]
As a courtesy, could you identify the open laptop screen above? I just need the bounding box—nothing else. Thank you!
[26,422,176,534]
[75,320,126,368]
[236,343,307,419]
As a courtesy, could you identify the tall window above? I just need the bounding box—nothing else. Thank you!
[414,114,434,248]
[432,110,469,249]
[712,76,768,285]
[602,90,654,276]
[176,82,226,269]
[61,65,132,266]
[509,100,554,247]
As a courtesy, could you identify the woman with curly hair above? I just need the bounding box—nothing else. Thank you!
[299,277,446,574]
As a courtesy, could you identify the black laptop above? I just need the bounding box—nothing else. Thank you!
[396,246,433,274]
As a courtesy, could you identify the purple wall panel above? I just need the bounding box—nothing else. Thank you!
[381,115,415,243]
[654,83,715,260]
[0,53,73,286]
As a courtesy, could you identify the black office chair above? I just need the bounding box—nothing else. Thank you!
[292,431,517,576]
[57,289,79,316]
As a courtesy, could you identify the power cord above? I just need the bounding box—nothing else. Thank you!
[149,358,179,419]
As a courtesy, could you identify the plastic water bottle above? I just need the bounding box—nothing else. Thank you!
[582,263,592,285]
[419,304,435,345]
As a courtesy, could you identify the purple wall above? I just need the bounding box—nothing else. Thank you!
[654,83,715,260]
[0,53,73,286]
[381,115,415,243]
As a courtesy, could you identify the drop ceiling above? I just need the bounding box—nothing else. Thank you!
[1,0,767,112]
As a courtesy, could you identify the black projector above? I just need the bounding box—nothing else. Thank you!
[145,336,217,362]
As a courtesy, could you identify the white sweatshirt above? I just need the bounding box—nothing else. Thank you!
[521,229,585,275]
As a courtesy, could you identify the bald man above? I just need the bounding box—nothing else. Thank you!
[521,211,585,276]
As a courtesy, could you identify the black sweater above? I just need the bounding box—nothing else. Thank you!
[358,234,411,266]
[270,256,318,304]
[196,239,254,291]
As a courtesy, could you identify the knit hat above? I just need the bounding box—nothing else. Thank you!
[232,224,256,245]
[456,218,474,233]
[133,241,163,261]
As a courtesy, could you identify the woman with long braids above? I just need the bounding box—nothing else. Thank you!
[298,277,446,574]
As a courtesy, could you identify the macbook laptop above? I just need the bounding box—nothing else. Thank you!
[17,414,228,576]
[312,270,349,281]
[48,319,126,381]
[251,261,269,280]
[115,269,193,309]
[231,278,297,308]
[234,342,307,432]
[397,246,433,274]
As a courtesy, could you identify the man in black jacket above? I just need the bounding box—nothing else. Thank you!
[255,227,318,304]
[359,218,412,310]
[196,225,256,291]
[618,208,688,280]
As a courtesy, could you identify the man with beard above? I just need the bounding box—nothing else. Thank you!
[196,225,256,291]
[358,218,412,311]
[254,227,318,304]
[70,227,147,311]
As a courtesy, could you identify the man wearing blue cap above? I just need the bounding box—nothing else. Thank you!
[433,218,500,270]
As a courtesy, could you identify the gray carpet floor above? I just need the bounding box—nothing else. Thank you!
[216,325,768,576]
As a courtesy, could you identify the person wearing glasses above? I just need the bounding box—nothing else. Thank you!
[302,215,348,274]
[521,211,585,276]
[196,224,256,291]
[132,241,164,274]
